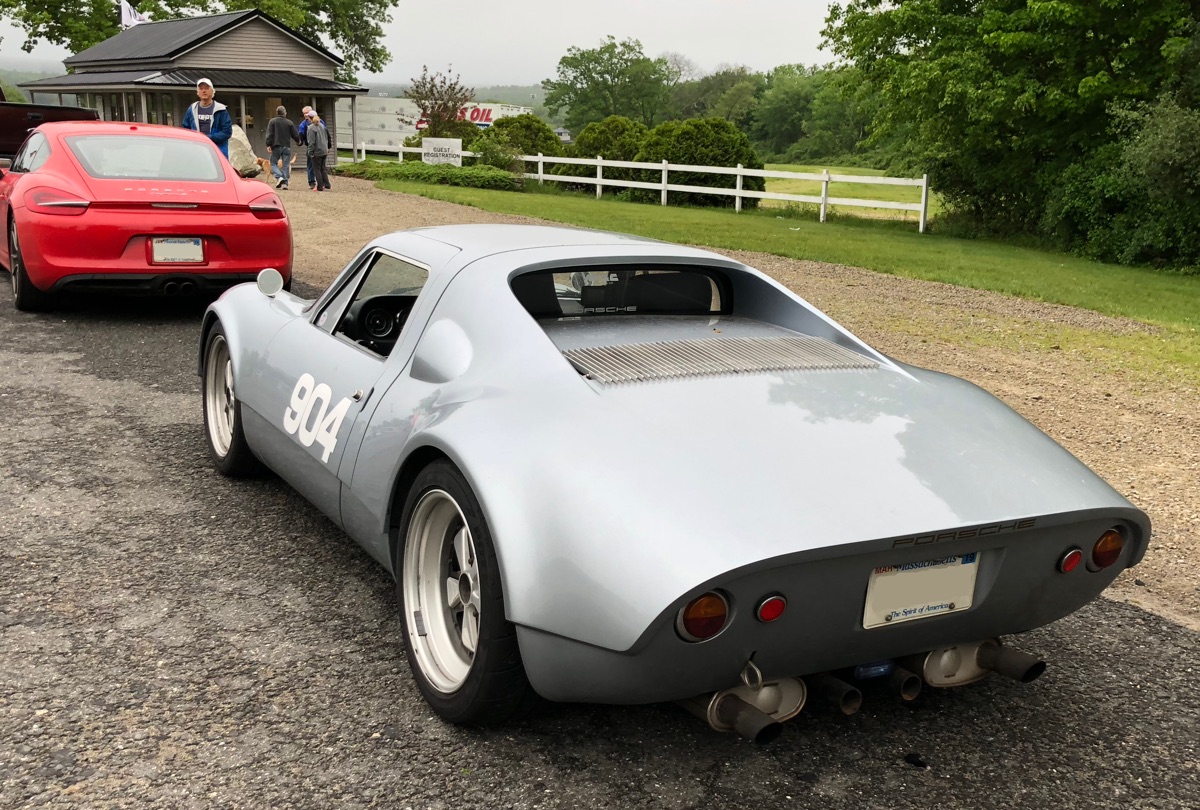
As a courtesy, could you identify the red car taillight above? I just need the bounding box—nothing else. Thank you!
[26,187,90,216]
[249,192,285,220]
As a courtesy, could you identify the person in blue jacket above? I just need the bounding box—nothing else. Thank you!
[181,78,233,157]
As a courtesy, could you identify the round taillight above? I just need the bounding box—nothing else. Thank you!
[1092,529,1125,569]
[677,592,729,642]
[1058,548,1083,573]
[756,595,787,622]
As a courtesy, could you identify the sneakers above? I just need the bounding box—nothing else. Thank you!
[280,184,288,191]
[275,177,284,188]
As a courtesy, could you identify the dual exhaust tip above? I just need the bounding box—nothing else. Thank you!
[681,641,1046,745]
[162,280,198,296]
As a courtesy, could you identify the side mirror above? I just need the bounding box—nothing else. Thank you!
[256,267,285,297]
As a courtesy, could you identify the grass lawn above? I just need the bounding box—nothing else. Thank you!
[761,163,945,220]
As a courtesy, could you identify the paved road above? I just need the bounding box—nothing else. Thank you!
[1,288,1197,810]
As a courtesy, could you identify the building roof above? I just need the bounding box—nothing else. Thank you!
[64,9,342,67]
[22,68,365,94]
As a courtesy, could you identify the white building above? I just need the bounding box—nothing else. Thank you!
[335,96,532,150]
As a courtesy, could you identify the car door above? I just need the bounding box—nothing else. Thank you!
[0,131,47,268]
[252,248,433,523]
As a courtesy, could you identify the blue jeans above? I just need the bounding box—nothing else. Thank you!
[270,146,291,184]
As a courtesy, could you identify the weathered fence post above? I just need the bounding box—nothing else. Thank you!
[596,156,603,200]
[661,160,669,206]
[537,152,544,185]
[919,173,929,233]
[735,164,743,214]
[820,169,830,223]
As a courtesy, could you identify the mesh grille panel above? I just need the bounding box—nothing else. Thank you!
[562,335,878,384]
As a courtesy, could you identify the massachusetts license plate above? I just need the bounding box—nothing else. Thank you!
[151,237,203,263]
[863,552,979,629]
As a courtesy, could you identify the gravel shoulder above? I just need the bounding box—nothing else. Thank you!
[286,175,1200,630]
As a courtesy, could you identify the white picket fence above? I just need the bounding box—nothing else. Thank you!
[339,143,930,232]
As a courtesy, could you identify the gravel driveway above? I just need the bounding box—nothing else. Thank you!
[1,176,1197,809]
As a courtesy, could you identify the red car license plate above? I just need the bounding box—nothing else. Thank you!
[151,237,204,263]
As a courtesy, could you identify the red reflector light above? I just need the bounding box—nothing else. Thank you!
[1092,529,1125,569]
[677,592,729,642]
[756,595,787,622]
[1058,548,1083,573]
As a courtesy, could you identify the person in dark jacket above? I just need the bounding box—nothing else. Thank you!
[265,106,301,189]
[180,78,233,158]
[305,110,331,191]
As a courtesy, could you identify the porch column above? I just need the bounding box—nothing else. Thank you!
[240,95,247,132]
[351,95,359,162]
[139,92,148,123]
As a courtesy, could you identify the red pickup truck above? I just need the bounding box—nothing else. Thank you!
[0,87,100,159]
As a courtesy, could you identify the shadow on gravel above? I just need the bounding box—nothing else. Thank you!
[43,291,214,324]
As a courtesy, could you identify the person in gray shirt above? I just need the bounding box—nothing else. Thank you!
[305,110,331,192]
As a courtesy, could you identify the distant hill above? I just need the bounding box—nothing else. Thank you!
[356,80,543,106]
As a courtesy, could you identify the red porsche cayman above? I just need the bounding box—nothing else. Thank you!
[0,121,291,311]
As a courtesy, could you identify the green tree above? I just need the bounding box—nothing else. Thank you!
[542,36,673,132]
[823,0,1199,229]
[668,66,765,121]
[1,80,27,102]
[403,65,478,140]
[0,0,394,77]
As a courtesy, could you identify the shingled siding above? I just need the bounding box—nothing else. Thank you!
[176,18,335,79]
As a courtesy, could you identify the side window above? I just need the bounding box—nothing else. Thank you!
[314,251,429,357]
[10,132,49,173]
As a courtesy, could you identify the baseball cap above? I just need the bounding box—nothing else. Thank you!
[196,78,213,89]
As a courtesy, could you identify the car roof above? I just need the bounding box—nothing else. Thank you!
[37,121,211,143]
[369,224,735,270]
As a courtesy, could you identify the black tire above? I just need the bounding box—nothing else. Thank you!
[8,218,54,312]
[201,322,263,477]
[396,460,537,725]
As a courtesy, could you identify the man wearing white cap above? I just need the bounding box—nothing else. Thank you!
[181,78,233,157]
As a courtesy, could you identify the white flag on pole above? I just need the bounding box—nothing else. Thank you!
[120,0,152,28]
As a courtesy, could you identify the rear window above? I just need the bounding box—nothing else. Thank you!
[67,135,226,182]
[512,267,724,319]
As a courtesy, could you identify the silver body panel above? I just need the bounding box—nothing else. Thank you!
[202,224,1150,704]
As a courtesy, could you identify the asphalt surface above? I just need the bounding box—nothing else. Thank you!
[1,286,1197,810]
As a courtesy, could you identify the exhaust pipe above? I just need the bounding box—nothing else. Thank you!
[905,640,1047,687]
[679,675,805,744]
[716,695,783,745]
[163,281,179,296]
[889,666,923,701]
[179,280,197,296]
[805,673,862,716]
[976,642,1047,683]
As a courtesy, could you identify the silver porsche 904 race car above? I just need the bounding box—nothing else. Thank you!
[199,224,1150,743]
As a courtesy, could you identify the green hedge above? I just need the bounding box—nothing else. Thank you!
[334,159,523,191]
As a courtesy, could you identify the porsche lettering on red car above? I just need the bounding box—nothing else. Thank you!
[0,121,292,311]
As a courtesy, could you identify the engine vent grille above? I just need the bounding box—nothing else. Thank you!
[562,335,878,385]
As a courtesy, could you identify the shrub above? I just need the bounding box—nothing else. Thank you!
[631,118,766,208]
[334,159,523,191]
[1041,99,1200,270]
[476,113,563,158]
[554,115,649,184]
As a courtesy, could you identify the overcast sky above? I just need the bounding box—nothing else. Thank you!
[1,1,836,86]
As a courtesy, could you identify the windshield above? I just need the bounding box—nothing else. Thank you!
[67,135,226,182]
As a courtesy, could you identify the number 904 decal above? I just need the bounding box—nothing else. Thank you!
[282,373,353,463]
